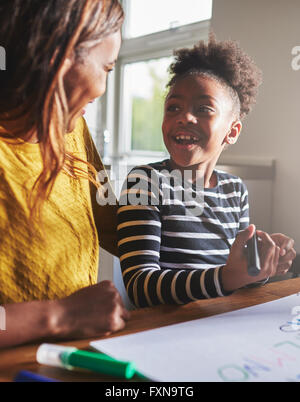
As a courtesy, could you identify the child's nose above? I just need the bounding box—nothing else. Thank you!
[177,111,197,125]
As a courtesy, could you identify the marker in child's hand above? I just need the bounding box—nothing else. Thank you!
[247,232,261,276]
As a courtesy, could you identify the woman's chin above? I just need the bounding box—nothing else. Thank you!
[67,110,85,133]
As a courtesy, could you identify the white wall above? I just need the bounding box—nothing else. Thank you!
[211,0,300,250]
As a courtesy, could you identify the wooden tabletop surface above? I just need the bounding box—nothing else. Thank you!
[1,277,300,382]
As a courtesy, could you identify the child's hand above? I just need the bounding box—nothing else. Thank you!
[269,233,296,275]
[222,224,280,292]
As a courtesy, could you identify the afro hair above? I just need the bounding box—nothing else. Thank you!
[167,34,262,120]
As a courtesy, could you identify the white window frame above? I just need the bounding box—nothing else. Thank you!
[100,3,211,167]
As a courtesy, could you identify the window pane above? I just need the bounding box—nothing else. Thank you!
[125,0,212,38]
[123,57,172,152]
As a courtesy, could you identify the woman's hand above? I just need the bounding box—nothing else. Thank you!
[0,280,130,349]
[222,225,281,292]
[51,280,130,340]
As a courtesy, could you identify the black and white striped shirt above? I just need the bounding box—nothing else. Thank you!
[118,159,249,307]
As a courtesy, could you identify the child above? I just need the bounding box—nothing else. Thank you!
[117,35,294,308]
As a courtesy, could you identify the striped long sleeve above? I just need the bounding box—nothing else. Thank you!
[117,161,249,308]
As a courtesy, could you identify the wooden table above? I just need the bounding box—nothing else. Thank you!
[1,278,300,382]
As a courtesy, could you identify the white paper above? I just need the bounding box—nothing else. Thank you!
[91,293,300,382]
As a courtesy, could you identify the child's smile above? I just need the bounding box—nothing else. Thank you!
[172,131,201,147]
[162,74,241,184]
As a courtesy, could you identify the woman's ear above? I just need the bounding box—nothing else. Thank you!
[225,120,242,145]
[59,57,73,77]
[50,48,73,77]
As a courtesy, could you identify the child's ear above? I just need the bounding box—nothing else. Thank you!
[224,120,242,145]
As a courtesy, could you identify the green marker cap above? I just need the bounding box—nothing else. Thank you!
[60,349,136,379]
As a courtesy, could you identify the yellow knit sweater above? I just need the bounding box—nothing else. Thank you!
[0,117,118,304]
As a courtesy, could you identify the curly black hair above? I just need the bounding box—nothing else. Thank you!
[167,34,262,120]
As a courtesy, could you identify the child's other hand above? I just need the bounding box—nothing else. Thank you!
[269,232,296,276]
[222,224,280,292]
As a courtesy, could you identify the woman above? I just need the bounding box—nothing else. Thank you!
[0,0,129,348]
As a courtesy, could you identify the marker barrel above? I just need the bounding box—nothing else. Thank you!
[247,233,261,277]
[14,370,58,382]
[37,343,136,380]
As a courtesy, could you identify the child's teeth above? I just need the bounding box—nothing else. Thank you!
[175,135,198,141]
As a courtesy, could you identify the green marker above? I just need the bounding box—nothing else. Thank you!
[36,343,136,379]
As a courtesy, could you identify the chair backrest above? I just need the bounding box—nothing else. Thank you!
[290,254,300,276]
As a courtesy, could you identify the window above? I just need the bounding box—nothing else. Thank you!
[123,57,171,153]
[86,0,213,168]
[124,0,212,39]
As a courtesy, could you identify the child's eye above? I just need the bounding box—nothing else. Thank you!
[166,104,180,112]
[198,105,214,113]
